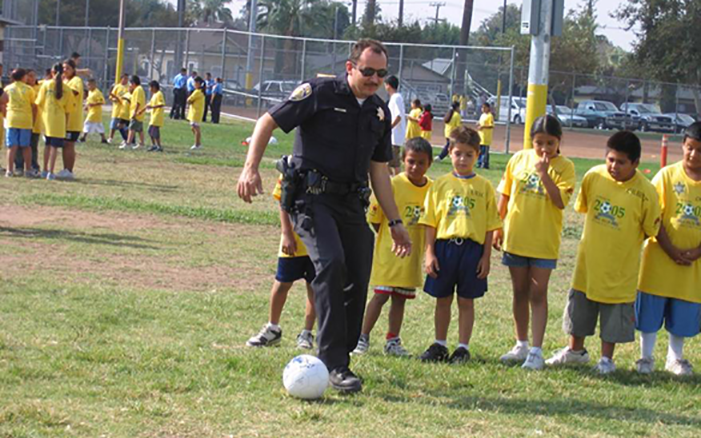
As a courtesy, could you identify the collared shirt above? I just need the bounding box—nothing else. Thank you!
[186,76,196,93]
[268,74,393,184]
[205,79,215,96]
[172,73,186,89]
[212,83,223,95]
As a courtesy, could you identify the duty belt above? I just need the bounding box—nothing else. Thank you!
[303,170,368,196]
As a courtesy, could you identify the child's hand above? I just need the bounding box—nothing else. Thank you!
[476,254,490,279]
[535,154,550,176]
[281,233,297,256]
[681,247,701,263]
[665,246,693,266]
[425,252,440,278]
[492,229,504,251]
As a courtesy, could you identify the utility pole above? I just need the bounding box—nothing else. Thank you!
[352,0,357,26]
[85,0,90,26]
[430,2,446,26]
[56,0,61,26]
[398,0,404,27]
[245,0,258,102]
[502,0,507,33]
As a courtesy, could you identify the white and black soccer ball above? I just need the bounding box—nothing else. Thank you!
[600,201,612,215]
[527,174,540,186]
[283,355,329,400]
[683,204,695,217]
[452,196,464,208]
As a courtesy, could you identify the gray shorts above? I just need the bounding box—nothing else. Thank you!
[562,289,635,344]
[128,120,144,132]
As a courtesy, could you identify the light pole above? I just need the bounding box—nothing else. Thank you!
[115,0,126,81]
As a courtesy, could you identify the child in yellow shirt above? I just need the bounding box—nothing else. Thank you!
[635,122,701,376]
[437,101,462,161]
[495,115,576,370]
[79,79,107,144]
[418,125,502,363]
[405,99,423,140]
[246,176,317,349]
[4,68,36,177]
[547,131,661,374]
[36,63,70,180]
[187,77,205,150]
[122,75,146,149]
[353,138,434,356]
[476,102,494,169]
[108,74,130,144]
[138,80,166,152]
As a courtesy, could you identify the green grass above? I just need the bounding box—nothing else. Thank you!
[1,115,698,437]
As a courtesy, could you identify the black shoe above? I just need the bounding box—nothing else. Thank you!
[329,367,362,394]
[419,343,449,362]
[449,346,471,364]
[147,145,158,152]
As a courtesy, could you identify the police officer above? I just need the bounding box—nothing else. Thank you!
[237,39,412,394]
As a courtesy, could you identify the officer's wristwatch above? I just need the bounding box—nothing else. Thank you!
[388,219,404,228]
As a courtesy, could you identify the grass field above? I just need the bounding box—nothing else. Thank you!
[1,115,699,437]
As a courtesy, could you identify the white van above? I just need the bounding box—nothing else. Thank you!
[490,96,527,124]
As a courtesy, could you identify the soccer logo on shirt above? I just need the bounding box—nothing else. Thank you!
[447,195,474,217]
[593,198,625,228]
[403,205,424,225]
[520,172,544,195]
[676,202,701,226]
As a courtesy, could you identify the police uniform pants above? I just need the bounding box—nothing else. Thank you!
[203,94,212,122]
[211,95,222,124]
[292,193,374,371]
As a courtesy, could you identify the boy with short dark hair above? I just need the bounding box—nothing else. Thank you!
[80,79,107,144]
[418,125,502,363]
[547,131,661,374]
[635,122,701,376]
[122,75,146,149]
[141,80,165,152]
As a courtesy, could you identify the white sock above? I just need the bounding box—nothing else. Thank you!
[600,356,612,364]
[667,333,685,362]
[640,332,657,359]
[458,343,469,351]
[300,329,312,336]
[434,339,447,347]
[517,340,529,349]
[267,322,280,331]
[529,347,542,356]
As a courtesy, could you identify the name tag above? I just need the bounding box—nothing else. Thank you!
[333,107,347,113]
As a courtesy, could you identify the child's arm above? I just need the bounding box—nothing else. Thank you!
[656,224,693,266]
[682,243,701,262]
[477,232,494,280]
[492,193,509,250]
[279,207,298,256]
[535,155,565,209]
[424,225,440,278]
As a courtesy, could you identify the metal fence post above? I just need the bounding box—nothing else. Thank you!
[570,72,576,121]
[86,27,92,73]
[221,29,227,80]
[59,28,64,59]
[398,44,404,84]
[104,27,110,84]
[300,38,307,82]
[150,29,156,81]
[505,46,515,154]
[184,28,191,70]
[256,35,266,119]
[449,47,456,97]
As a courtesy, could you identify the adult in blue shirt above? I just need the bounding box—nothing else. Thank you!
[186,71,197,95]
[210,77,223,124]
[170,68,187,120]
[203,72,215,122]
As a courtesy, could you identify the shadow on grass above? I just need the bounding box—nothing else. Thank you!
[0,227,160,250]
[76,178,180,192]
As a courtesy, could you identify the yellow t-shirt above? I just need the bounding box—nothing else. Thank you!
[65,76,84,133]
[148,91,166,127]
[498,149,576,259]
[111,83,130,119]
[444,110,462,138]
[478,112,494,146]
[130,86,146,122]
[420,172,502,243]
[32,83,43,134]
[638,162,701,303]
[405,108,422,139]
[5,82,36,130]
[572,165,661,304]
[368,173,433,288]
[420,130,432,140]
[35,80,69,138]
[272,179,309,258]
[187,89,205,123]
[85,88,105,123]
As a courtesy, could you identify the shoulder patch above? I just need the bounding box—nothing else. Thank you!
[289,83,312,102]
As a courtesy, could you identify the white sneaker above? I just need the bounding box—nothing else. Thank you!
[41,170,49,178]
[545,347,590,366]
[190,144,202,150]
[593,357,616,374]
[384,338,410,357]
[15,169,24,177]
[46,172,56,181]
[56,169,75,180]
[5,171,13,178]
[245,324,282,347]
[636,357,655,374]
[295,331,314,350]
[132,143,141,150]
[500,344,529,363]
[352,335,369,355]
[665,358,693,376]
[107,138,113,144]
[522,351,545,370]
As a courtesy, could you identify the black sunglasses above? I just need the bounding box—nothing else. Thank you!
[353,64,389,78]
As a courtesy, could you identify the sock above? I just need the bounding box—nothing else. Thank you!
[640,332,657,359]
[600,356,612,363]
[668,333,685,362]
[458,343,469,351]
[529,347,542,356]
[266,322,280,331]
[434,339,447,347]
[386,332,398,341]
[517,340,529,349]
[300,329,312,336]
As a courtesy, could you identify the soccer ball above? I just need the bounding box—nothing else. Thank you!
[683,204,694,217]
[452,196,464,208]
[282,355,329,399]
[527,174,540,186]
[600,202,612,215]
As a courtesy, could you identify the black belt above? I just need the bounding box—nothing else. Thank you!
[303,171,367,196]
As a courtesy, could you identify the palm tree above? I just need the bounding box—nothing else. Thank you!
[189,0,234,25]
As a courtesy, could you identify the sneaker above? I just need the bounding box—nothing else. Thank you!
[190,144,202,150]
[500,344,529,363]
[78,137,86,143]
[245,324,282,347]
[522,351,545,370]
[665,358,693,376]
[56,169,75,180]
[352,335,370,355]
[25,169,40,179]
[636,357,655,374]
[132,143,143,150]
[107,138,113,144]
[545,347,590,366]
[155,146,164,152]
[41,170,49,178]
[593,358,616,374]
[329,367,362,394]
[118,142,129,149]
[434,155,441,161]
[419,343,449,363]
[147,145,159,152]
[15,169,23,177]
[384,338,410,357]
[5,171,13,178]
[46,172,56,181]
[448,346,471,364]
[296,331,314,350]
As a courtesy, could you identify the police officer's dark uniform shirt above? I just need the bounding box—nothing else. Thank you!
[268,74,393,183]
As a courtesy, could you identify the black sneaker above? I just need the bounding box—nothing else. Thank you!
[245,324,282,347]
[449,346,471,364]
[419,343,449,362]
[329,367,362,394]
[147,145,158,152]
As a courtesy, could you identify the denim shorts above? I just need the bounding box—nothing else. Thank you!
[5,128,32,147]
[502,252,557,270]
[635,291,701,338]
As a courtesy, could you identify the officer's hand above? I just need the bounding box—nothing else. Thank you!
[237,167,264,203]
[390,224,412,258]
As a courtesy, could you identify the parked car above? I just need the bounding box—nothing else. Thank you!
[620,103,675,133]
[253,80,300,102]
[490,96,526,124]
[575,100,637,130]
[547,105,588,128]
[664,112,696,133]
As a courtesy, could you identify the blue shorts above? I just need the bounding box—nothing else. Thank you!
[148,126,161,139]
[424,238,487,300]
[46,136,64,148]
[65,131,80,142]
[110,118,128,130]
[635,291,701,338]
[502,252,557,270]
[5,128,32,148]
[275,256,316,284]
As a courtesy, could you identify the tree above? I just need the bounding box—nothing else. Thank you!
[188,0,234,25]
[39,0,179,27]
